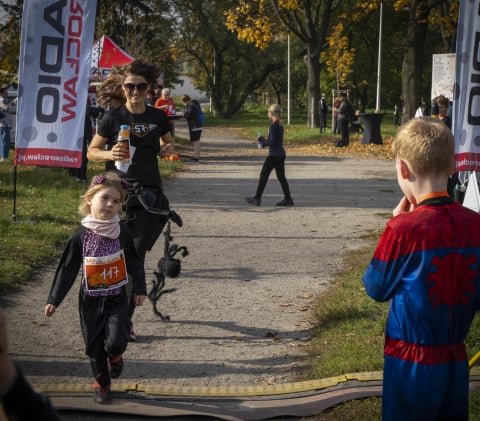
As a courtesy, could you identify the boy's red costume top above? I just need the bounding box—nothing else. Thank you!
[363,196,480,420]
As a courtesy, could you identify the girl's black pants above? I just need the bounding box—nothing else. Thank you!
[79,290,129,387]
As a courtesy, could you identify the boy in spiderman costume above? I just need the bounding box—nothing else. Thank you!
[363,117,480,420]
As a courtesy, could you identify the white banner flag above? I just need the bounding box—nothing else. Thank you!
[14,0,97,168]
[453,0,480,173]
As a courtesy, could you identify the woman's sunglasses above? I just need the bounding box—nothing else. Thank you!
[123,83,149,93]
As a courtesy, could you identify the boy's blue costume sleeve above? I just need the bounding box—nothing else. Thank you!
[363,200,480,420]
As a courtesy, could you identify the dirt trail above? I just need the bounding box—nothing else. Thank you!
[2,123,399,391]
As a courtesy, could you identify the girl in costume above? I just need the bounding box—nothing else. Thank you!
[45,172,146,404]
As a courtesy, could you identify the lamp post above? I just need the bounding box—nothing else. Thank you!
[375,0,384,112]
[360,0,384,144]
[287,32,291,125]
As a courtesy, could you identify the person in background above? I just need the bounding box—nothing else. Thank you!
[0,309,60,420]
[318,94,328,133]
[335,93,350,147]
[393,104,400,126]
[435,94,451,130]
[363,117,480,420]
[153,88,162,104]
[245,104,294,207]
[333,96,340,134]
[180,94,202,164]
[352,110,363,133]
[145,88,156,106]
[434,93,456,198]
[93,73,126,173]
[88,59,175,342]
[45,173,146,404]
[155,88,176,136]
[71,99,93,182]
[0,86,14,162]
[415,101,424,118]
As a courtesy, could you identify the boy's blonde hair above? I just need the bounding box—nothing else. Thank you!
[79,172,128,218]
[392,117,454,177]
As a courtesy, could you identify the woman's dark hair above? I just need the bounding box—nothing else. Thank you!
[122,59,160,85]
[96,73,125,108]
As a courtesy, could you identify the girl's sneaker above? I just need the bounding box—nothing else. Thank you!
[245,196,261,206]
[128,327,136,342]
[275,198,294,207]
[109,355,124,379]
[93,382,111,404]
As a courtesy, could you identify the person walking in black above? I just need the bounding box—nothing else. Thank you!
[245,104,293,207]
[318,94,328,133]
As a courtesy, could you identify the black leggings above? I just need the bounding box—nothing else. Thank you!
[79,291,129,387]
[339,118,349,145]
[126,189,170,322]
[255,156,291,200]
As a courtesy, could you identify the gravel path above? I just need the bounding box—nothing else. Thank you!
[2,123,399,394]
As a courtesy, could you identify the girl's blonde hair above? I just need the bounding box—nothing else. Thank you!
[268,104,282,125]
[268,103,282,117]
[79,172,128,218]
[391,117,454,177]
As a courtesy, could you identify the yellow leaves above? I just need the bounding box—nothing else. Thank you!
[278,0,299,10]
[225,0,298,50]
[225,1,273,50]
[392,0,410,12]
[343,0,379,22]
[428,1,459,38]
[321,23,355,88]
[289,135,395,161]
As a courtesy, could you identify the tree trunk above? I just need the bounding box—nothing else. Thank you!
[305,44,321,128]
[401,2,429,122]
[211,48,224,114]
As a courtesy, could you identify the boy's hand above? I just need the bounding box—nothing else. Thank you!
[393,196,415,217]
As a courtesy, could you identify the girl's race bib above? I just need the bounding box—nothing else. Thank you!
[84,250,128,292]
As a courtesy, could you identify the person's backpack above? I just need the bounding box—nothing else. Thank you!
[193,100,204,126]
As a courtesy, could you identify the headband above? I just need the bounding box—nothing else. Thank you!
[90,175,129,190]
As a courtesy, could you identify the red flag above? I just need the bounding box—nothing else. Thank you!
[98,35,134,69]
